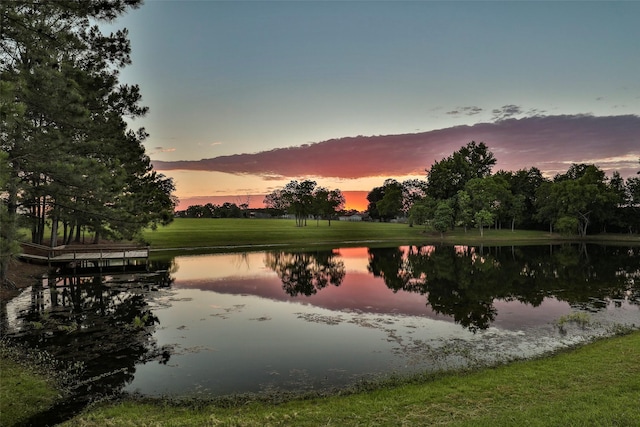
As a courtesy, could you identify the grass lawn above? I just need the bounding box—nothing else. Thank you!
[27,218,638,252]
[142,218,572,251]
[0,358,59,426]
[6,218,638,425]
[60,331,640,426]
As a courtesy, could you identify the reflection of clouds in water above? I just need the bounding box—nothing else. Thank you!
[139,279,639,397]
[120,245,640,397]
[209,303,245,319]
[171,344,217,356]
[289,305,640,375]
[169,245,640,333]
[172,252,272,281]
[295,312,344,325]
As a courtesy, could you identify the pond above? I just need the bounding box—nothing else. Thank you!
[2,244,639,404]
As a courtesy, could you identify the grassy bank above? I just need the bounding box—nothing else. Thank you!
[143,218,430,250]
[5,219,638,425]
[142,218,612,251]
[22,218,638,253]
[60,331,640,426]
[0,353,59,426]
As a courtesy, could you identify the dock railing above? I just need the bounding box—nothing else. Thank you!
[19,242,150,269]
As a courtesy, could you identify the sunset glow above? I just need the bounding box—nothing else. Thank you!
[103,1,640,210]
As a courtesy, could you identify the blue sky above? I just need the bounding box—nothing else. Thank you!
[107,1,640,209]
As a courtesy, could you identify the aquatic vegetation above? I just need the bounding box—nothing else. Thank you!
[556,311,592,332]
[131,314,150,330]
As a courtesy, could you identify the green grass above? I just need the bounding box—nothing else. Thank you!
[0,358,59,426]
[8,219,639,425]
[60,331,640,426]
[143,218,422,249]
[25,218,639,252]
[143,218,573,251]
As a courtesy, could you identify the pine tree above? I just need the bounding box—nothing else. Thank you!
[1,0,175,257]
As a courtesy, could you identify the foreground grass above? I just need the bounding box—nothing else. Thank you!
[0,358,59,426]
[142,218,577,251]
[31,218,637,252]
[61,331,640,427]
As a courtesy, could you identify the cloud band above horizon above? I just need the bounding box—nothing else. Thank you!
[153,115,640,179]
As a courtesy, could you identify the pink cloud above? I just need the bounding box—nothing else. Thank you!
[153,115,640,179]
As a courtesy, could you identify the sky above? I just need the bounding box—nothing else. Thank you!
[107,1,640,211]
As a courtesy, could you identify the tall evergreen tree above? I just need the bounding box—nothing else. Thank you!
[1,0,176,255]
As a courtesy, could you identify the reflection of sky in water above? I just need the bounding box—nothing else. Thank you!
[7,245,637,398]
[171,252,273,281]
[171,248,372,281]
[123,248,638,397]
[128,288,477,396]
[491,299,570,329]
[167,251,573,330]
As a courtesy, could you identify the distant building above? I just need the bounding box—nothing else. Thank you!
[338,214,363,222]
[249,211,272,219]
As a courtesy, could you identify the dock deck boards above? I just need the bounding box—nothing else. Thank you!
[51,250,149,261]
[19,243,150,270]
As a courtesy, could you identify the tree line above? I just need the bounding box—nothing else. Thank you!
[257,141,640,237]
[180,183,353,223]
[182,141,639,237]
[372,142,640,237]
[176,202,249,219]
[1,1,176,284]
[264,180,345,226]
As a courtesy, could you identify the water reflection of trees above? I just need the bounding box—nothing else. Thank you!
[4,261,174,421]
[265,250,346,296]
[368,245,640,332]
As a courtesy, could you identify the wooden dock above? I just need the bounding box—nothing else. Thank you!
[19,242,150,271]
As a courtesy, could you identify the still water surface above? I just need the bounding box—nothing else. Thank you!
[3,244,639,399]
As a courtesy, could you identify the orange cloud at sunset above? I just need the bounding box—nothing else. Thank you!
[162,114,640,212]
[153,115,640,181]
[340,191,369,211]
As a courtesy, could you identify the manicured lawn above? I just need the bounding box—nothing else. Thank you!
[29,218,638,252]
[61,331,640,426]
[6,219,638,425]
[0,358,59,426]
[142,218,560,250]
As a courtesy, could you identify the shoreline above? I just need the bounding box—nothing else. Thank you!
[3,232,639,301]
[0,261,50,302]
[3,237,639,425]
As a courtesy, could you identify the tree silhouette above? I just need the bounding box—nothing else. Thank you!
[368,244,639,332]
[1,265,174,423]
[265,250,345,296]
